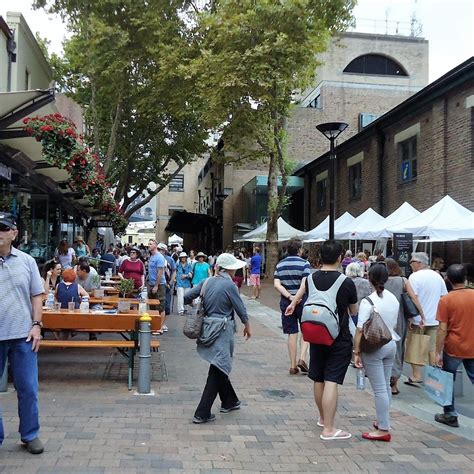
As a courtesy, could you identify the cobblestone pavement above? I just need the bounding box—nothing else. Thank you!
[0,291,473,473]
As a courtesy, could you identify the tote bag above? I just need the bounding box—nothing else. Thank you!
[424,366,454,406]
[183,278,211,339]
[405,327,430,365]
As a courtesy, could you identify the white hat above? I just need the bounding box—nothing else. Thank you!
[216,253,246,270]
[179,251,188,258]
[157,242,168,251]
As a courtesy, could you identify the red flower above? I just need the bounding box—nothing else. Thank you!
[23,118,30,124]
[39,125,54,132]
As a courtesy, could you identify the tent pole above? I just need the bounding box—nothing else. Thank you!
[460,241,464,262]
[429,242,432,263]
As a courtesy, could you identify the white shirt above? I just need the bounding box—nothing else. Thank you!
[409,268,448,326]
[358,290,400,341]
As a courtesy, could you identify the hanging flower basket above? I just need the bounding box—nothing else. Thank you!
[24,114,128,235]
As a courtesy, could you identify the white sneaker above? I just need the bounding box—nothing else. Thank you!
[162,325,168,332]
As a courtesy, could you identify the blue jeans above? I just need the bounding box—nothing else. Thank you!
[165,285,172,316]
[0,338,40,444]
[442,353,474,416]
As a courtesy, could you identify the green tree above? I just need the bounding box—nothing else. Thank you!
[34,0,209,218]
[188,0,355,274]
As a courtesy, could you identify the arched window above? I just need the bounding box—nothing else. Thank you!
[343,54,408,76]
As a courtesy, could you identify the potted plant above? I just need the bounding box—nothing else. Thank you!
[118,278,134,313]
[92,274,104,297]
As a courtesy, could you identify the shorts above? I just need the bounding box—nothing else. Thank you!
[249,274,261,286]
[148,283,166,312]
[308,342,352,385]
[280,297,303,334]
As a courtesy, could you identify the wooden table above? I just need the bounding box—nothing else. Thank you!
[89,296,160,306]
[41,310,162,389]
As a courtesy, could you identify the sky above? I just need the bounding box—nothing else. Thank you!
[1,0,473,82]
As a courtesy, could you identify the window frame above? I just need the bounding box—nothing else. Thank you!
[168,173,184,192]
[349,162,362,200]
[398,136,418,184]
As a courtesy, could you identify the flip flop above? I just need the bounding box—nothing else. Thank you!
[404,378,423,387]
[320,429,351,441]
[317,419,324,428]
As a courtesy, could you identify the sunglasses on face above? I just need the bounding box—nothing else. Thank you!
[0,224,13,232]
[410,260,420,264]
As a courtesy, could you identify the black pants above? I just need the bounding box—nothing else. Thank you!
[195,364,239,418]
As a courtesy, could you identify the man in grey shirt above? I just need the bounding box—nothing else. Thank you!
[0,213,44,454]
[76,261,100,292]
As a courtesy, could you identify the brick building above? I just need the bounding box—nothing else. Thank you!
[167,30,430,250]
[293,57,474,263]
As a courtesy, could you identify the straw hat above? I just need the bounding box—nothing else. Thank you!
[196,251,207,258]
[179,251,188,258]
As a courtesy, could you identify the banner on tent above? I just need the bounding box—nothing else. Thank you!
[393,233,413,277]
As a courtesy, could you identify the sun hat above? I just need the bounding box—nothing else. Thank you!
[216,253,246,270]
[196,251,207,258]
[76,235,84,242]
[129,246,140,254]
[157,242,168,251]
[0,212,17,229]
[179,251,188,258]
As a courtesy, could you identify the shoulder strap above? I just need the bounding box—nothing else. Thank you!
[325,273,347,299]
[365,296,374,306]
[200,277,211,298]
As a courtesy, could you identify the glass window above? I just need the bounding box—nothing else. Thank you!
[344,54,408,76]
[316,179,327,211]
[399,136,417,183]
[307,94,321,109]
[359,113,379,130]
[349,162,362,199]
[169,174,184,192]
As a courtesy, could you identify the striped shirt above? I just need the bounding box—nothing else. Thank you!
[0,246,44,340]
[274,256,311,295]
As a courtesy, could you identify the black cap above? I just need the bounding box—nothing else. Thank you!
[0,212,17,228]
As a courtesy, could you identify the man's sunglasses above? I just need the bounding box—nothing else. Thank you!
[0,224,13,232]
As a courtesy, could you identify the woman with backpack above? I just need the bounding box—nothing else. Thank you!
[353,263,400,442]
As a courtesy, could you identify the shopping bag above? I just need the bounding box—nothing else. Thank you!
[424,366,454,406]
[404,327,430,365]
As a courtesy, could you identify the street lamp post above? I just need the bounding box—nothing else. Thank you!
[316,122,348,240]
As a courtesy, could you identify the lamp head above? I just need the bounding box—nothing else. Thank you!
[316,122,348,140]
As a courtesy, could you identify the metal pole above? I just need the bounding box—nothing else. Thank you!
[138,313,152,394]
[0,358,7,392]
[329,137,336,241]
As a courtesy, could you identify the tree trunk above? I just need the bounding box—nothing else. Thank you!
[266,150,279,278]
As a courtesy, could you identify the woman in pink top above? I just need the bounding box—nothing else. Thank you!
[118,247,145,289]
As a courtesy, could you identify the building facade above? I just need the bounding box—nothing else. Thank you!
[173,30,429,250]
[0,12,89,264]
[294,58,474,263]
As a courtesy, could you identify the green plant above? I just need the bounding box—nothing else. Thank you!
[91,273,101,289]
[118,278,135,297]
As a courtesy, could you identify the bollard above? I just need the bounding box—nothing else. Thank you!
[0,358,7,393]
[138,312,152,394]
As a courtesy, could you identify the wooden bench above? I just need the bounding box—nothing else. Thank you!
[41,339,160,389]
[41,340,160,349]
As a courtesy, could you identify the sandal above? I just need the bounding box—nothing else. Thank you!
[320,429,351,441]
[403,377,423,387]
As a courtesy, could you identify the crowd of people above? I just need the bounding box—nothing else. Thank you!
[0,209,472,454]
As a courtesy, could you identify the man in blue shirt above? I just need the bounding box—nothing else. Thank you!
[147,239,166,334]
[274,238,311,375]
[157,243,176,332]
[0,213,45,454]
[250,247,262,299]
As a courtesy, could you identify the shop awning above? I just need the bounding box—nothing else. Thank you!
[165,211,218,234]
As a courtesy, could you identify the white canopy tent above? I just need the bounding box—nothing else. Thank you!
[336,208,385,240]
[237,217,306,242]
[388,195,474,241]
[168,233,184,245]
[303,212,355,242]
[359,202,421,240]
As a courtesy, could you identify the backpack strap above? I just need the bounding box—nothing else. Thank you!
[325,273,347,299]
[365,296,374,306]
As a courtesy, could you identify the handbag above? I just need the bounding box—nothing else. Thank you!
[183,278,211,339]
[405,326,430,365]
[359,297,392,353]
[401,278,418,320]
[424,366,454,406]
